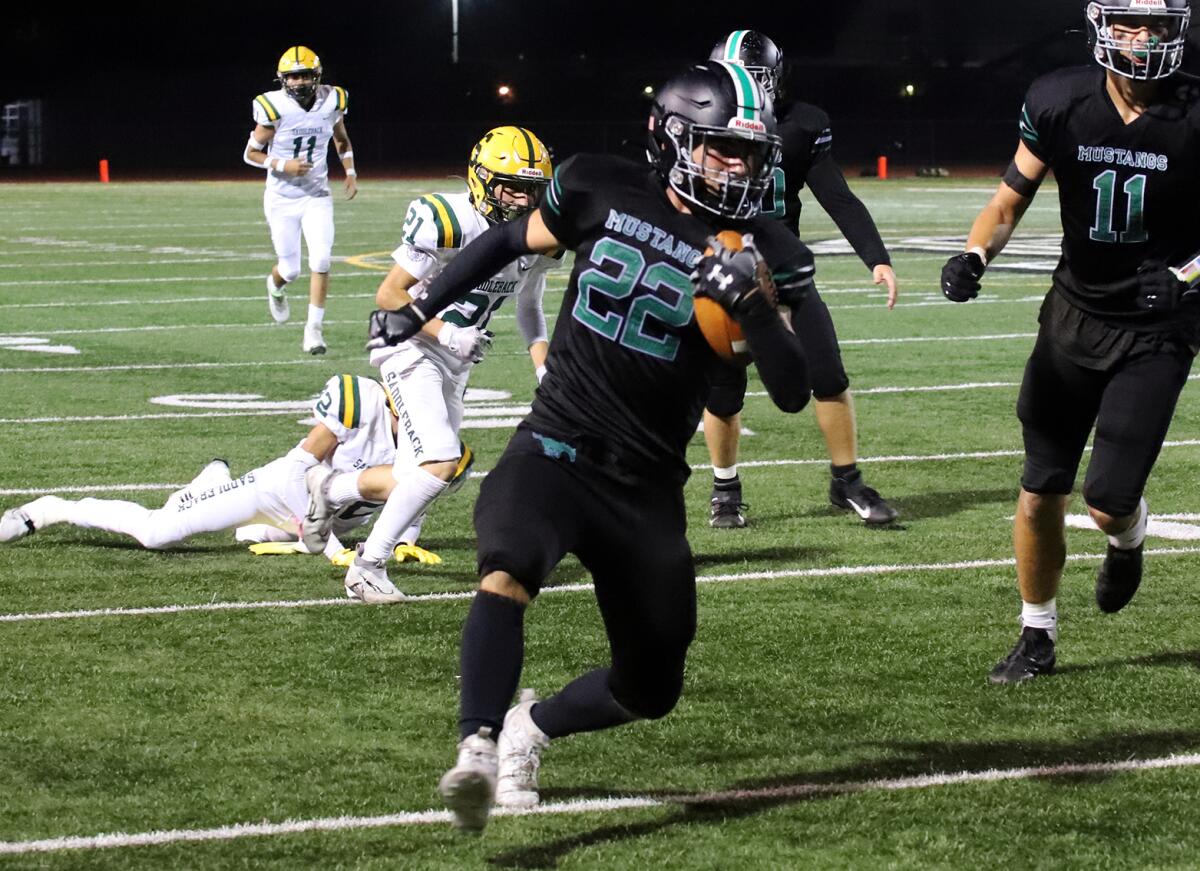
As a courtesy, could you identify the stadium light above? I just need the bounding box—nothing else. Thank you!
[643,85,655,96]
[902,83,917,97]
[498,84,512,97]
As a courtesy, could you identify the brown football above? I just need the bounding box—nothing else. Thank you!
[695,230,750,364]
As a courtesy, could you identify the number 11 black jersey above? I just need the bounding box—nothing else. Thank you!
[1020,65,1200,331]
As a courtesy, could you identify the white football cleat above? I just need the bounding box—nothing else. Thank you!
[345,545,409,603]
[302,323,326,355]
[438,727,499,834]
[495,690,551,808]
[266,275,290,324]
[0,496,63,543]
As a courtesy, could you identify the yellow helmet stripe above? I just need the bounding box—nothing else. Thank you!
[339,374,360,429]
[334,86,347,111]
[255,94,281,122]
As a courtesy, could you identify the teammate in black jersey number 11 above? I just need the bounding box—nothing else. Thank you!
[943,0,1200,685]
[378,60,814,834]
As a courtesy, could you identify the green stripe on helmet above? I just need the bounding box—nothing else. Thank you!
[517,128,536,167]
[725,30,747,61]
[723,61,760,120]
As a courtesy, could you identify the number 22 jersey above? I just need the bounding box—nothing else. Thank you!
[529,153,814,484]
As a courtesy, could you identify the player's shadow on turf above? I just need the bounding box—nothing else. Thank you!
[489,729,1200,869]
[1055,648,1200,676]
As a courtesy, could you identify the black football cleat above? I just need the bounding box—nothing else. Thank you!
[829,471,898,525]
[1095,542,1144,614]
[709,486,748,529]
[988,626,1056,684]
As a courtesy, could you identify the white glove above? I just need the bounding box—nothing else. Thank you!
[437,322,493,364]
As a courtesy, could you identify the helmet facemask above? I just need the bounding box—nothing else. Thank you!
[660,115,782,220]
[1087,2,1191,80]
[280,69,321,104]
[474,169,550,223]
[743,65,780,97]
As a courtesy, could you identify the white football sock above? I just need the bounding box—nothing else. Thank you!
[307,304,325,327]
[713,465,738,480]
[1107,497,1147,550]
[328,472,364,509]
[360,467,448,563]
[1021,598,1057,640]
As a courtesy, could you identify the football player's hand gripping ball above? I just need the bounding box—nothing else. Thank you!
[941,252,985,302]
[693,233,777,321]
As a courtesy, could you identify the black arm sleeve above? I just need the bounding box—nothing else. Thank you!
[805,156,891,270]
[739,306,810,413]
[411,213,534,319]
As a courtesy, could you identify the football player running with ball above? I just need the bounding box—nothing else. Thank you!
[375,61,813,833]
[300,127,558,604]
[941,0,1200,683]
[703,31,899,529]
[244,46,358,355]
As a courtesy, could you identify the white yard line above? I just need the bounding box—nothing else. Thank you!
[0,290,376,309]
[0,751,1196,855]
[0,359,334,375]
[3,546,1199,625]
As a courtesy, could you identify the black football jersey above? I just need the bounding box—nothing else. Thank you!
[1021,65,1200,329]
[760,100,890,269]
[761,100,832,232]
[531,154,813,483]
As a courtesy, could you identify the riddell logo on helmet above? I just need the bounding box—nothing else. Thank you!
[728,117,766,133]
[516,167,545,178]
[1129,0,1168,9]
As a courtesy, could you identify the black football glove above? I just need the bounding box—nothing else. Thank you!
[366,306,427,350]
[1135,260,1197,312]
[692,235,777,321]
[941,251,985,302]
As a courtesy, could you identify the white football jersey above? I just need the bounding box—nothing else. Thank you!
[311,375,397,473]
[371,190,557,371]
[252,84,347,199]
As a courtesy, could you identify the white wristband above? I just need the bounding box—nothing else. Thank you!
[967,246,989,267]
[535,365,547,383]
[345,168,357,177]
[341,150,354,159]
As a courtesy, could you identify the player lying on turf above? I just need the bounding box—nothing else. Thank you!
[0,375,466,576]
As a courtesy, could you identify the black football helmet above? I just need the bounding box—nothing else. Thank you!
[709,30,785,97]
[647,61,783,220]
[1086,0,1191,80]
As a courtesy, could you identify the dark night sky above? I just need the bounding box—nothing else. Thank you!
[0,2,1134,170]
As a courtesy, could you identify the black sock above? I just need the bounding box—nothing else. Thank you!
[458,590,526,741]
[831,463,858,481]
[712,474,741,492]
[531,668,639,739]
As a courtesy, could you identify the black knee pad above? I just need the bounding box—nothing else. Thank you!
[810,363,850,401]
[609,664,685,721]
[1081,480,1142,519]
[705,365,748,417]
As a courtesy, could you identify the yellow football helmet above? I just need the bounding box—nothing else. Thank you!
[467,126,552,223]
[276,46,322,102]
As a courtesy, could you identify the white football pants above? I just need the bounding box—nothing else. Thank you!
[39,457,304,550]
[264,190,334,281]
